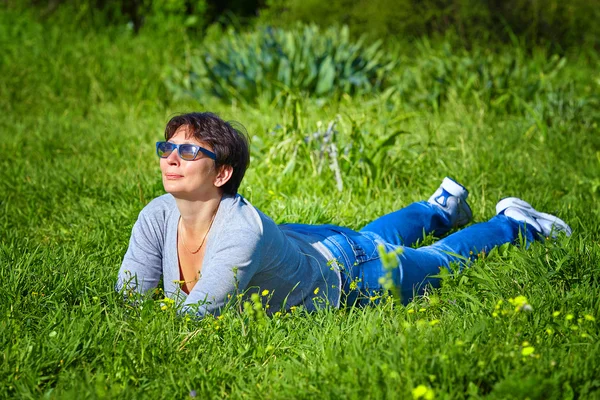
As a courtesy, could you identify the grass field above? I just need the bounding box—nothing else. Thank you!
[1,8,599,399]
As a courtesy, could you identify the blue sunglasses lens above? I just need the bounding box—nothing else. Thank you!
[156,142,200,160]
[179,145,198,160]
[157,142,175,158]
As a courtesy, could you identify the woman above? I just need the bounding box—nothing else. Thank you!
[116,112,572,317]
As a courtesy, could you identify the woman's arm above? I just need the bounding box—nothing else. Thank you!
[116,210,164,296]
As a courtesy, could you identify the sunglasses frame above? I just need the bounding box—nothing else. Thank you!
[156,141,217,161]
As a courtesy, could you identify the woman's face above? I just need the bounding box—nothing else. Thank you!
[160,126,221,200]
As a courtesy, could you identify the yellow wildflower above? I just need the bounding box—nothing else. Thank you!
[584,314,596,322]
[412,385,434,400]
[313,287,320,295]
[522,346,535,356]
[261,289,269,296]
[508,295,530,312]
[552,311,561,317]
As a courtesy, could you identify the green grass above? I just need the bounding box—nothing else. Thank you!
[1,8,599,399]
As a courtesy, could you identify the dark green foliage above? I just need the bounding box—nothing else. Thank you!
[11,0,259,32]
[165,24,397,103]
[262,0,600,49]
[16,0,600,48]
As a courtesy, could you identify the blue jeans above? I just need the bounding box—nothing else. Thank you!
[308,201,537,305]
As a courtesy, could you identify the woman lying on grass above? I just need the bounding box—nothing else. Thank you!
[116,112,572,316]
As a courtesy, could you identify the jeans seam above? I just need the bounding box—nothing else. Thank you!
[338,231,380,263]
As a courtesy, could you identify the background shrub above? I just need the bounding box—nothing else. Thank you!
[9,0,260,32]
[260,0,600,50]
[16,0,600,49]
[165,24,397,103]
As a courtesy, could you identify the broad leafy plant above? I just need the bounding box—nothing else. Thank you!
[165,24,397,103]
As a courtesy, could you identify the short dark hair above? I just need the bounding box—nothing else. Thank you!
[164,112,250,196]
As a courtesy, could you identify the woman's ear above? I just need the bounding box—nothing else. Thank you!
[214,165,233,188]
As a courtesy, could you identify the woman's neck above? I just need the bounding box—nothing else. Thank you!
[175,194,222,235]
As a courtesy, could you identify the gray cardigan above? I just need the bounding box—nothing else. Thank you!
[116,194,341,316]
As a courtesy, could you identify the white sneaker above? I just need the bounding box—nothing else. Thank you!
[496,197,572,238]
[428,177,472,227]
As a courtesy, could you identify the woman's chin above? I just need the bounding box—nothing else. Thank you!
[163,185,203,201]
[162,180,220,200]
[162,182,187,196]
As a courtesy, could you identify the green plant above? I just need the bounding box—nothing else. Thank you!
[261,0,600,50]
[165,24,397,103]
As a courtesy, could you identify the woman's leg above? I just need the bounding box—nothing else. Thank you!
[361,202,454,247]
[396,215,537,302]
[360,177,472,247]
[351,197,571,305]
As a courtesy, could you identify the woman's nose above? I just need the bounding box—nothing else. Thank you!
[166,149,180,164]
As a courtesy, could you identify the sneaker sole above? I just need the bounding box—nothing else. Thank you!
[456,198,473,227]
[496,197,572,237]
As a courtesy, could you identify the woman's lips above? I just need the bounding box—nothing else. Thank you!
[165,174,183,180]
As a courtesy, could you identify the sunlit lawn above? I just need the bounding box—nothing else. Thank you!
[1,8,599,399]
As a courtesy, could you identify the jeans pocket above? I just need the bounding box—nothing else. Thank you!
[336,230,381,265]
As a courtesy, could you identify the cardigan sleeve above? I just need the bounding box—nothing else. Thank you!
[116,207,164,297]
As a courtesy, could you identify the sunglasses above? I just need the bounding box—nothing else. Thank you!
[156,141,216,161]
